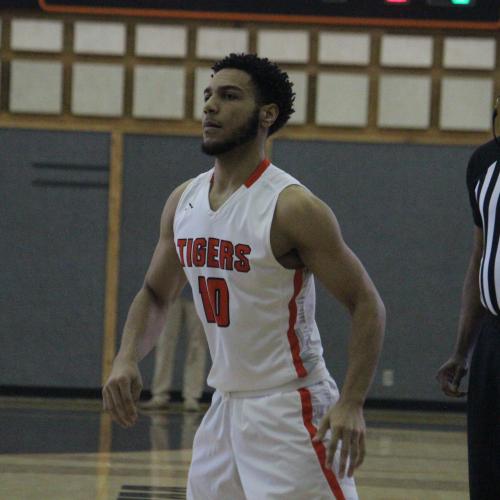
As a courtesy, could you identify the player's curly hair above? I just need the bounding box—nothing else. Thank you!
[212,53,295,136]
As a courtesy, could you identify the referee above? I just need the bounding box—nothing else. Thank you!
[437,138,500,500]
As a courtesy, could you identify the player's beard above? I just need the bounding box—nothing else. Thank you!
[201,108,260,156]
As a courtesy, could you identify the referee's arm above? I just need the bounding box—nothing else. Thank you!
[437,227,485,397]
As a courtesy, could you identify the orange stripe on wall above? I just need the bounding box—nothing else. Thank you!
[101,131,124,385]
[38,0,500,31]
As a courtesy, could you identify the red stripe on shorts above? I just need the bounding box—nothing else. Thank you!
[287,269,307,377]
[298,387,346,500]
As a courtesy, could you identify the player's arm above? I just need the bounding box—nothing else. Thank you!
[273,185,386,477]
[102,180,190,428]
[437,226,485,397]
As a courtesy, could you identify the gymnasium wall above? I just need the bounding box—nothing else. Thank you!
[0,129,109,388]
[119,136,475,401]
[0,128,475,402]
[0,8,494,404]
[272,139,474,401]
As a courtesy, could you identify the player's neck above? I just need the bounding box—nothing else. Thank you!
[213,142,266,191]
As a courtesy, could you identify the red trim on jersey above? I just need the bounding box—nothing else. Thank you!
[287,270,307,378]
[298,388,346,500]
[209,158,269,188]
[244,158,271,188]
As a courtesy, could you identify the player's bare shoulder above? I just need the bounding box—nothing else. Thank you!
[271,183,345,264]
[276,183,321,215]
[274,185,335,235]
[270,185,320,260]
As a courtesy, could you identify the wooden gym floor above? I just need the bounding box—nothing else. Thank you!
[0,397,468,500]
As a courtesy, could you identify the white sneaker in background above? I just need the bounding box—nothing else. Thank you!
[183,399,200,412]
[138,397,170,411]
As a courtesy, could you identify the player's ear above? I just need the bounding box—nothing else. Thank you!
[260,104,279,131]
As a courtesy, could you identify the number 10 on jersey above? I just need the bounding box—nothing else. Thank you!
[198,276,230,327]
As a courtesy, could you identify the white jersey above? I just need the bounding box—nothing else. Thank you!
[173,159,329,392]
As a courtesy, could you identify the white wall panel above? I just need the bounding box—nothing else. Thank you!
[136,25,187,57]
[378,75,431,129]
[10,60,62,114]
[11,19,63,52]
[72,63,124,116]
[381,35,433,68]
[318,32,370,65]
[257,30,309,63]
[133,66,185,119]
[197,28,248,59]
[316,73,369,127]
[440,77,493,131]
[287,71,308,125]
[194,67,212,120]
[74,21,126,55]
[444,37,496,70]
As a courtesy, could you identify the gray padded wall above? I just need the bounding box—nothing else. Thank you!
[119,135,212,392]
[1,130,478,400]
[0,129,109,387]
[272,139,475,401]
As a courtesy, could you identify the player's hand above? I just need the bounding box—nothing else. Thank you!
[313,401,366,479]
[436,356,468,398]
[102,357,143,428]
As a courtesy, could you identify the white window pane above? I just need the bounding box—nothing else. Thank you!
[440,77,493,131]
[444,37,496,70]
[316,73,369,127]
[257,30,309,63]
[318,32,370,65]
[194,67,212,120]
[381,35,433,68]
[135,25,187,58]
[133,66,185,119]
[74,21,126,55]
[378,75,431,129]
[10,60,62,114]
[287,71,308,125]
[197,28,248,60]
[12,19,63,52]
[72,63,124,116]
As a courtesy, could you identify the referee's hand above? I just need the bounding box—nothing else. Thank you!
[102,357,143,428]
[436,357,468,398]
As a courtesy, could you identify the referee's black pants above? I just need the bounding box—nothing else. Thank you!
[467,312,500,500]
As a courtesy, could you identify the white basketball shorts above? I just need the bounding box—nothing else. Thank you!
[187,378,358,500]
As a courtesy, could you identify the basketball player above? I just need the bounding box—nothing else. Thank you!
[102,53,385,500]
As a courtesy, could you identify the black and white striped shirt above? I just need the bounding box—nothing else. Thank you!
[468,140,500,315]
